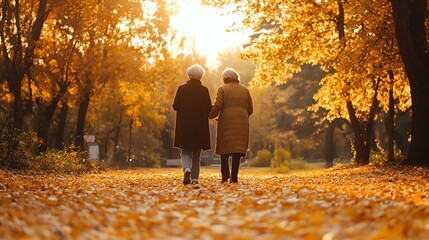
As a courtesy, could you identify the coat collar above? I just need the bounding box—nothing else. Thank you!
[187,79,202,84]
[224,79,240,84]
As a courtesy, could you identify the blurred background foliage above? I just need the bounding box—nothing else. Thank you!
[1,0,425,171]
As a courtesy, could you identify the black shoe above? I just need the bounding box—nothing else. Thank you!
[191,179,199,184]
[183,169,191,185]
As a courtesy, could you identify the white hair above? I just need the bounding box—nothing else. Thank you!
[221,68,240,81]
[187,64,205,80]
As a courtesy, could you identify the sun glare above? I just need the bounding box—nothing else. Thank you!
[170,0,249,68]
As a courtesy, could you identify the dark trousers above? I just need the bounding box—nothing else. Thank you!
[220,153,243,183]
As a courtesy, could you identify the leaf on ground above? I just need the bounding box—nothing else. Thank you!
[0,166,429,239]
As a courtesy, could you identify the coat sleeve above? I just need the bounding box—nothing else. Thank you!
[172,87,181,111]
[247,90,253,116]
[205,88,212,117]
[209,87,224,119]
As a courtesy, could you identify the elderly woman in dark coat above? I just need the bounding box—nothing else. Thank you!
[209,68,253,183]
[173,64,212,185]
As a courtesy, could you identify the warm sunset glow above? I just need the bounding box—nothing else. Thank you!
[170,0,249,68]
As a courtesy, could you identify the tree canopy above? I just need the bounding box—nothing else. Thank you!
[205,0,427,166]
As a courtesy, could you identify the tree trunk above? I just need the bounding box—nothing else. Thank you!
[387,70,395,163]
[128,119,132,162]
[376,119,388,150]
[10,79,25,129]
[36,94,62,152]
[114,108,123,148]
[5,73,26,129]
[346,76,380,165]
[390,0,429,166]
[324,120,336,168]
[346,101,366,164]
[37,82,69,151]
[363,78,381,164]
[74,96,90,149]
[55,101,68,150]
[104,106,111,158]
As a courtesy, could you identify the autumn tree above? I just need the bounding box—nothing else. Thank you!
[205,0,411,165]
[271,65,329,161]
[90,45,173,165]
[0,0,51,129]
[248,65,347,163]
[32,0,80,151]
[35,0,171,150]
[8,0,173,156]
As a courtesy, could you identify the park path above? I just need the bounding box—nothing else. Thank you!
[1,166,429,239]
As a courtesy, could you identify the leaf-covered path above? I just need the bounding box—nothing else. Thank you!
[1,166,429,239]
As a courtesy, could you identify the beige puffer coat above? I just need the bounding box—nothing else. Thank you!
[209,80,253,155]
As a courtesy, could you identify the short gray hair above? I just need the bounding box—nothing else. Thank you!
[187,64,205,80]
[221,68,240,81]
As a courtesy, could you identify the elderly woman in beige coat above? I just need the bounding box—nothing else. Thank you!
[209,68,253,183]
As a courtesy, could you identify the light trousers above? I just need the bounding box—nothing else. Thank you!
[181,148,202,180]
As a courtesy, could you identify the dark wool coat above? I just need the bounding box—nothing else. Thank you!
[209,81,253,155]
[173,79,212,150]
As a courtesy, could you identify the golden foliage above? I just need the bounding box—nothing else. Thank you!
[1,166,429,239]
[207,0,411,119]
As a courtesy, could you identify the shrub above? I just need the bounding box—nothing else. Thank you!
[250,150,271,167]
[274,165,290,174]
[0,121,99,173]
[0,123,40,170]
[368,140,405,167]
[292,159,308,170]
[370,147,405,167]
[131,151,160,168]
[271,147,291,173]
[35,145,99,173]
